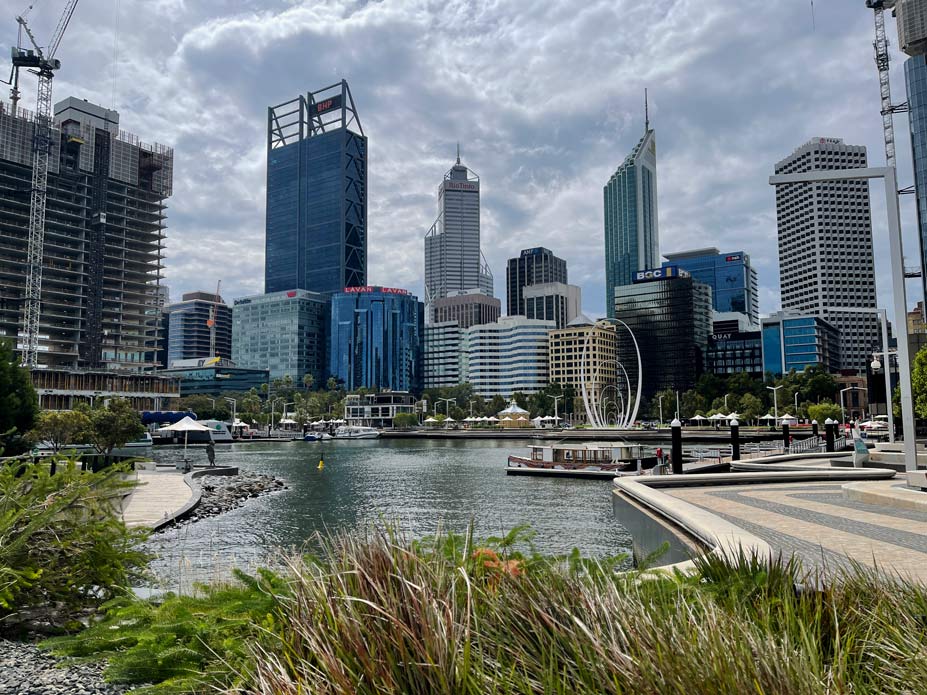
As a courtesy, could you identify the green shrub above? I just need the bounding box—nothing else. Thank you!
[0,459,148,624]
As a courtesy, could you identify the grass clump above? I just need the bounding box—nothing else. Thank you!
[44,525,927,694]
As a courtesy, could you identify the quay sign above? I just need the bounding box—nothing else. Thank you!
[632,266,689,283]
[343,286,410,296]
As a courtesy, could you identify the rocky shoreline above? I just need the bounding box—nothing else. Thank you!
[169,471,287,527]
[0,639,132,695]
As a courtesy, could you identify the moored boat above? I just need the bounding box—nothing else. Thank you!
[303,432,333,442]
[507,443,659,476]
[333,425,380,439]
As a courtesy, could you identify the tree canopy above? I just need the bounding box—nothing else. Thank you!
[0,339,39,454]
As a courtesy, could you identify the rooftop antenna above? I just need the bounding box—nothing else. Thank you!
[810,0,815,31]
[644,88,650,131]
[456,142,460,165]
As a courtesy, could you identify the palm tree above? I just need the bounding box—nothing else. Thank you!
[302,373,315,391]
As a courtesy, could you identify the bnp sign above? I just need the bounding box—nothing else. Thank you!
[632,266,690,283]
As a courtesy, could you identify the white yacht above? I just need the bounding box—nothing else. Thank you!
[333,425,380,439]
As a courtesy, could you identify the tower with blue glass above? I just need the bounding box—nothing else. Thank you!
[265,81,367,295]
[603,117,658,318]
[329,287,424,393]
[662,248,759,325]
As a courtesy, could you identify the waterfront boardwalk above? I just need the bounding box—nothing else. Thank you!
[123,471,194,528]
[664,479,927,581]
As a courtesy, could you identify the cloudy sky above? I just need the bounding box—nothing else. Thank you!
[5,0,922,319]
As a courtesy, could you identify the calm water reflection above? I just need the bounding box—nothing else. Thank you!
[146,438,632,587]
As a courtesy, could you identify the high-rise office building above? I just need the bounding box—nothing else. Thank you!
[423,321,462,390]
[431,290,500,329]
[612,269,712,402]
[523,282,582,329]
[604,123,658,318]
[329,286,424,392]
[163,292,232,367]
[505,247,568,316]
[461,316,554,398]
[774,138,880,372]
[265,81,367,295]
[662,248,759,325]
[232,289,329,383]
[423,149,493,319]
[898,0,927,312]
[0,97,172,369]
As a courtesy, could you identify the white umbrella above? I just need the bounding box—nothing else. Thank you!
[278,418,296,425]
[488,416,500,422]
[161,416,212,460]
[759,413,777,421]
[708,413,727,421]
[727,412,740,420]
[444,417,456,423]
[690,414,707,421]
[424,417,438,423]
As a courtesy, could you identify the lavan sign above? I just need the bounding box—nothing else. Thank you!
[632,266,690,283]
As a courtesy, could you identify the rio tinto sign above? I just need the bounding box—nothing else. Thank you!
[444,181,478,192]
[343,286,410,296]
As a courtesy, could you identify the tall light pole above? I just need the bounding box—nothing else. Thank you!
[840,386,868,427]
[551,395,563,424]
[469,398,479,417]
[438,397,455,416]
[766,385,783,421]
[223,397,237,428]
[675,391,680,420]
[724,393,730,411]
[657,394,664,426]
[794,391,799,417]
[870,348,897,442]
[770,165,915,473]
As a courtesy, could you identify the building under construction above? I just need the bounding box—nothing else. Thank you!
[0,96,172,370]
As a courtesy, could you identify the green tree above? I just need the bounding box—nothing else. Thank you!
[511,392,529,412]
[326,376,339,392]
[302,373,315,391]
[807,401,842,424]
[736,393,763,425]
[0,339,39,454]
[392,412,419,429]
[27,410,92,453]
[680,389,706,419]
[80,399,146,456]
[647,389,676,422]
[488,394,507,415]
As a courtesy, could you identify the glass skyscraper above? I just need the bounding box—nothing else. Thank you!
[506,247,568,316]
[329,287,424,392]
[604,126,658,318]
[423,150,493,320]
[265,81,367,295]
[760,312,841,376]
[662,248,759,325]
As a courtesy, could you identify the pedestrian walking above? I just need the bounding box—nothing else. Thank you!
[206,440,216,467]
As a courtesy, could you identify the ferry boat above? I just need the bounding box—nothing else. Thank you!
[333,425,380,439]
[507,443,658,476]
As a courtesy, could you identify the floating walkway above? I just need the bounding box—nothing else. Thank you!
[122,466,239,529]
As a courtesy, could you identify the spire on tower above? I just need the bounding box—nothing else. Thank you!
[456,142,461,165]
[644,88,650,132]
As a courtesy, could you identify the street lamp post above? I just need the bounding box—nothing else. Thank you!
[766,385,783,422]
[657,394,664,426]
[770,165,915,473]
[469,399,479,417]
[840,386,868,428]
[675,391,680,420]
[871,349,897,442]
[438,398,455,416]
[551,395,563,424]
[794,391,799,417]
[223,397,237,429]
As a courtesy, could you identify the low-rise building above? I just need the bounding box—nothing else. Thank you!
[163,291,232,366]
[706,330,763,377]
[344,391,416,428]
[548,315,617,420]
[462,316,555,398]
[31,369,180,411]
[160,358,269,396]
[761,312,841,376]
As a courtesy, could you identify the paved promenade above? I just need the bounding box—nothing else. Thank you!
[665,480,927,581]
[122,471,194,528]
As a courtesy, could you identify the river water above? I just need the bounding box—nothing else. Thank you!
[145,438,633,588]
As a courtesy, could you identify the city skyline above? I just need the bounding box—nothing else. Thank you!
[4,2,921,323]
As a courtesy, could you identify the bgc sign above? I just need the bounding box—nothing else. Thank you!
[633,266,689,284]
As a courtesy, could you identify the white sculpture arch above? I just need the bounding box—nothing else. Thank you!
[579,319,643,429]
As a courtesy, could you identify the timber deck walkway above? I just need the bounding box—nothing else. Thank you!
[122,471,195,528]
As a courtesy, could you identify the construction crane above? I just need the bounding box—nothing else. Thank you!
[207,280,222,359]
[866,1,909,169]
[10,0,80,367]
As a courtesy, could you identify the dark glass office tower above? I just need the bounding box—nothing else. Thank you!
[265,81,367,295]
[506,247,568,316]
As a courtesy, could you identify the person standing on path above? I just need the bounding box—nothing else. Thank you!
[206,440,216,467]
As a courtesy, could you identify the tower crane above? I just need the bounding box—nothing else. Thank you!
[10,0,80,367]
[208,280,222,359]
[866,1,909,169]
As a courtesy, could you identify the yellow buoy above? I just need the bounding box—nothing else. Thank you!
[318,456,324,470]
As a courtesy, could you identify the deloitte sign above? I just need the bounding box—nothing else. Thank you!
[632,265,690,284]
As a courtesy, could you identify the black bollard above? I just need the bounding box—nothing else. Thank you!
[782,423,790,452]
[825,419,835,453]
[812,420,819,438]
[730,418,740,461]
[671,418,683,475]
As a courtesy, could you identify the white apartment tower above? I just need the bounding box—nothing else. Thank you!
[424,149,493,321]
[773,138,880,373]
